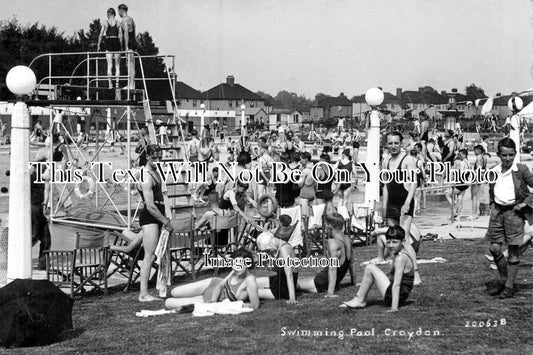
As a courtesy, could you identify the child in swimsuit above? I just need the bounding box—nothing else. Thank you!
[340,225,415,312]
[165,248,260,310]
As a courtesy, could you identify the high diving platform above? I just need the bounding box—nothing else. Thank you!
[25,50,195,231]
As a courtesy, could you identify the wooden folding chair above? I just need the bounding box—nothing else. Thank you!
[106,230,143,292]
[209,213,239,275]
[168,215,197,279]
[45,231,109,297]
[303,204,327,256]
[349,203,375,246]
[236,217,269,250]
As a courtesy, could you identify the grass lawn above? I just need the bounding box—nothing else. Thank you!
[2,239,532,354]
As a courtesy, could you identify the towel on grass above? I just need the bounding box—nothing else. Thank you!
[360,257,448,266]
[193,300,254,317]
[136,309,176,317]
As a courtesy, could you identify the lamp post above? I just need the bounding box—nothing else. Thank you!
[508,96,523,163]
[6,65,36,282]
[240,104,246,135]
[364,87,384,208]
[200,103,206,137]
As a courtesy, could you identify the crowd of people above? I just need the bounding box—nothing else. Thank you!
[22,111,532,317]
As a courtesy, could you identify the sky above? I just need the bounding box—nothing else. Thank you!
[2,0,532,98]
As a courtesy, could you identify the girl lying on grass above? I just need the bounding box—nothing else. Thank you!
[164,248,260,310]
[340,225,415,312]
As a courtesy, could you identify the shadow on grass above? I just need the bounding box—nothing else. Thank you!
[60,327,86,342]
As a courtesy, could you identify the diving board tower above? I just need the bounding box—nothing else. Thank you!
[27,50,192,230]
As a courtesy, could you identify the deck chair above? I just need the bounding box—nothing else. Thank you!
[208,213,239,275]
[168,215,198,280]
[279,205,303,250]
[45,231,109,297]
[350,203,376,246]
[303,204,326,256]
[106,230,144,292]
[236,217,272,250]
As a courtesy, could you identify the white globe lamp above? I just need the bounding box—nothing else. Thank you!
[6,66,36,96]
[365,87,384,107]
[508,96,523,113]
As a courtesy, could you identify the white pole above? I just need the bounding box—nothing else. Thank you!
[200,103,205,137]
[106,108,112,143]
[7,101,32,281]
[363,87,384,211]
[364,109,381,206]
[241,104,246,135]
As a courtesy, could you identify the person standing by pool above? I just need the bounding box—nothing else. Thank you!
[137,144,173,302]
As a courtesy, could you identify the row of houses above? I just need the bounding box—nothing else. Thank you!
[168,76,528,132]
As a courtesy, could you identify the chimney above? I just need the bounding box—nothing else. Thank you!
[340,92,345,97]
[451,88,458,93]
[396,88,402,100]
[441,90,447,96]
[418,87,424,93]
[226,75,235,86]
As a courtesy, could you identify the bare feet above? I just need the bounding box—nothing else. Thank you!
[138,294,161,302]
[339,298,366,308]
[414,271,422,286]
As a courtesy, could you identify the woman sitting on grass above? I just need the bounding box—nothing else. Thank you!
[165,248,260,310]
[297,213,353,297]
[255,232,299,304]
[340,225,415,312]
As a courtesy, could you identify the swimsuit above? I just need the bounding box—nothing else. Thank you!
[202,275,247,302]
[385,155,415,219]
[275,168,297,208]
[104,21,121,51]
[220,190,247,211]
[268,242,298,300]
[336,160,353,191]
[313,238,351,292]
[138,171,166,227]
[383,252,415,307]
[316,164,333,200]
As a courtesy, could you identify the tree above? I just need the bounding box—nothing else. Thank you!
[134,31,167,100]
[465,84,486,99]
[0,19,168,100]
[0,19,78,99]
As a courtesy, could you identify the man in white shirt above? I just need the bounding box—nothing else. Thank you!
[486,138,533,298]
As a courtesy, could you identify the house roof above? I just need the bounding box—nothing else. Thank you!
[204,82,265,101]
[315,95,352,107]
[175,82,204,100]
[245,107,267,116]
[269,108,293,115]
